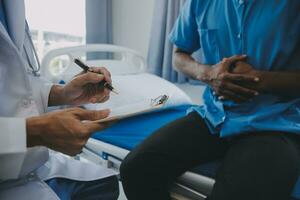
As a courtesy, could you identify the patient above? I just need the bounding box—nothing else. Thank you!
[120,1,300,200]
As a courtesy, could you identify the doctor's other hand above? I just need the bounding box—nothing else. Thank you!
[62,67,112,106]
[198,55,259,103]
[26,108,111,156]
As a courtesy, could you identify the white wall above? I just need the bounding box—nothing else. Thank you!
[111,0,204,105]
[112,0,156,58]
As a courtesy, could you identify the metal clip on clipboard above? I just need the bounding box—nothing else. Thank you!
[93,95,170,123]
[151,95,169,107]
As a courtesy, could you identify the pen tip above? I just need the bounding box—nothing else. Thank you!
[112,89,119,95]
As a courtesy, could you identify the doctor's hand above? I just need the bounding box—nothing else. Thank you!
[59,67,112,106]
[26,108,111,156]
[199,55,260,103]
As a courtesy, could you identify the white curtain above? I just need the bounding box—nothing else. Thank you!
[147,0,202,83]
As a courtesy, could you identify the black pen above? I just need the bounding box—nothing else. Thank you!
[74,58,118,94]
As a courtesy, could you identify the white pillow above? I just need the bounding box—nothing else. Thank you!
[85,73,192,111]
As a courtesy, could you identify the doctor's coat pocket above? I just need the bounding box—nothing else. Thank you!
[198,29,221,64]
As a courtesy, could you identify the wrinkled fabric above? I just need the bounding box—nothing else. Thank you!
[169,0,300,137]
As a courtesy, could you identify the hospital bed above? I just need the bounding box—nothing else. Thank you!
[42,44,300,200]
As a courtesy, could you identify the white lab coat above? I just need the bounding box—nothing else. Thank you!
[0,1,115,199]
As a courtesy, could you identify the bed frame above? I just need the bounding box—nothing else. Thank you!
[41,44,214,200]
[82,138,213,200]
[42,44,300,200]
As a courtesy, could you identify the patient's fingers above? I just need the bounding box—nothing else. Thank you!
[224,73,260,82]
[223,82,259,98]
[216,89,248,103]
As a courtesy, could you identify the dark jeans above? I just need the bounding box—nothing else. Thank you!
[46,175,119,200]
[120,112,300,200]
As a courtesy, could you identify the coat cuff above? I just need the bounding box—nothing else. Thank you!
[0,117,26,154]
[0,118,27,180]
[41,79,53,113]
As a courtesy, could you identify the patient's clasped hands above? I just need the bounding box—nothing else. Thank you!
[26,67,113,156]
[199,55,261,103]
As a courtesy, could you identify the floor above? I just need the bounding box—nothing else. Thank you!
[118,182,195,200]
[175,83,205,105]
[118,182,127,200]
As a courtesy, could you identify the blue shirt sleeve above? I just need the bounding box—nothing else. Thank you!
[169,0,200,53]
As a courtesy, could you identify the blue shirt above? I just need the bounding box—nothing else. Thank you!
[169,0,300,137]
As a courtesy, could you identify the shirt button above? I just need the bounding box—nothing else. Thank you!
[27,173,36,181]
[23,99,32,107]
[237,33,242,39]
[23,100,29,106]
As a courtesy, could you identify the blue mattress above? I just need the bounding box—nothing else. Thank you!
[92,105,300,199]
[92,105,191,150]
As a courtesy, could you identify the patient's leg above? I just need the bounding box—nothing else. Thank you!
[208,133,300,200]
[120,112,229,200]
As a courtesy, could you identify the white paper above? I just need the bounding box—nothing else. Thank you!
[84,73,193,122]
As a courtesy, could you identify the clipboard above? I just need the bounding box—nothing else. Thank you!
[94,95,169,123]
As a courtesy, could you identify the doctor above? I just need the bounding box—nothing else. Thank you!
[0,1,119,200]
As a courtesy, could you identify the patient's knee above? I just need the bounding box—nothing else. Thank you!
[120,150,165,182]
[120,151,146,180]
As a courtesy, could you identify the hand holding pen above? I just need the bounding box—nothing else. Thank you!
[74,58,118,94]
[56,59,118,106]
